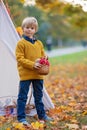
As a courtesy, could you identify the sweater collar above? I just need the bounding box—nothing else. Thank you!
[23,35,37,44]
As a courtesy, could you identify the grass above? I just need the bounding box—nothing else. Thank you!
[49,50,87,65]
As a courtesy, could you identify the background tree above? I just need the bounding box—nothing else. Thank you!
[5,0,87,47]
[4,0,28,26]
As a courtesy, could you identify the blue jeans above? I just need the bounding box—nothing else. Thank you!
[17,79,46,121]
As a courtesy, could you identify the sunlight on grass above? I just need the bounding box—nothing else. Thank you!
[49,50,87,65]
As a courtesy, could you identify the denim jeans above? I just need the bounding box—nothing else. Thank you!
[17,79,46,121]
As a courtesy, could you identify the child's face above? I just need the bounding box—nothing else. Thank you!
[23,24,36,38]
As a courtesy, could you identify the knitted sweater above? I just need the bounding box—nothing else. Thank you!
[15,38,45,80]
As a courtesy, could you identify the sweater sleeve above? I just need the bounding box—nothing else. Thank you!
[15,41,34,70]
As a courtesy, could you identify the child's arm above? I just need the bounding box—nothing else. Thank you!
[33,59,42,69]
[15,42,35,70]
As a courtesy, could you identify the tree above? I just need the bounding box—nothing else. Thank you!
[4,0,28,26]
[5,0,87,45]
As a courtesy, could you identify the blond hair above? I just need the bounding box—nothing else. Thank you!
[22,17,38,32]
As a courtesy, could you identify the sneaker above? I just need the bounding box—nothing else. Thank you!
[40,115,53,122]
[22,120,30,126]
[39,120,45,124]
[19,119,30,126]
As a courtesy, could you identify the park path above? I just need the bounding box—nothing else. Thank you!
[46,46,86,58]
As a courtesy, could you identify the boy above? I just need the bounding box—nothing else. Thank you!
[15,17,53,125]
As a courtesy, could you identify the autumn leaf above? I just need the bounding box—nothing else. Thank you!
[65,123,79,129]
[19,0,25,4]
[31,121,44,129]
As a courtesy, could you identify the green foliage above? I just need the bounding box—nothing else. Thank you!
[25,6,45,26]
[35,0,87,41]
[5,0,28,26]
[63,4,81,16]
[4,0,87,45]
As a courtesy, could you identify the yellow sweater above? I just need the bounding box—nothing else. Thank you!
[15,38,45,80]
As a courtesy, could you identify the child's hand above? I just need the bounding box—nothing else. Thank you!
[43,55,48,60]
[35,58,41,63]
[33,59,42,69]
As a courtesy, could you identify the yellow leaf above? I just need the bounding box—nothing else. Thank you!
[82,110,87,115]
[19,0,25,4]
[13,122,25,130]
[16,26,23,36]
[50,121,57,125]
[31,121,44,129]
[6,128,11,130]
